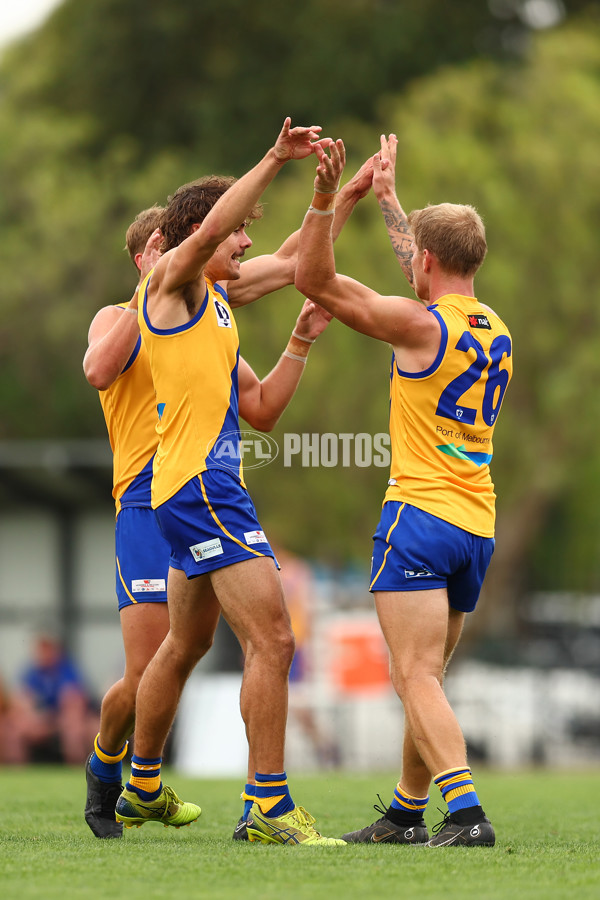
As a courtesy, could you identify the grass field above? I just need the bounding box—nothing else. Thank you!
[0,766,598,899]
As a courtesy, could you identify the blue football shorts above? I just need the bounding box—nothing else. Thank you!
[369,501,494,613]
[154,468,277,579]
[115,506,170,610]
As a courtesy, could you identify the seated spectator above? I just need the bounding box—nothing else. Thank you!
[2,634,98,764]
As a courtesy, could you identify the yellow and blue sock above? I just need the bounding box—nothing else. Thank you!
[242,783,256,820]
[434,767,483,822]
[386,782,429,826]
[126,755,162,801]
[253,771,294,817]
[90,734,128,784]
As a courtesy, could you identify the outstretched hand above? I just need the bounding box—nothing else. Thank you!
[273,117,328,163]
[344,155,376,200]
[294,298,333,341]
[314,139,346,194]
[372,133,398,198]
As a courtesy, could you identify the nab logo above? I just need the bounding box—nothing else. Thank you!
[214,298,232,328]
[467,313,491,330]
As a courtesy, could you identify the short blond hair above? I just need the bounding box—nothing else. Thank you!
[124,206,164,269]
[408,203,487,277]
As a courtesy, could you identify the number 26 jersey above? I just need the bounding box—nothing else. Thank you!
[385,293,512,538]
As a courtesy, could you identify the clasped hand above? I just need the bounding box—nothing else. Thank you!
[273,117,333,163]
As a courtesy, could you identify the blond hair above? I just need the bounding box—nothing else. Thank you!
[124,205,164,269]
[408,203,487,277]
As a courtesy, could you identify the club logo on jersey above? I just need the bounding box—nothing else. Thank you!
[189,538,224,562]
[214,298,232,328]
[467,313,491,329]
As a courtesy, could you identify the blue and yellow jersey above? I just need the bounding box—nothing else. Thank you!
[138,274,243,509]
[385,293,512,537]
[98,303,158,515]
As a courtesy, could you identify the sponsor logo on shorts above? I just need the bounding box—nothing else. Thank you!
[244,530,268,545]
[131,578,166,592]
[189,538,224,562]
[405,567,434,578]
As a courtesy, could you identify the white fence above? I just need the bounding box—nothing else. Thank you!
[1,508,599,773]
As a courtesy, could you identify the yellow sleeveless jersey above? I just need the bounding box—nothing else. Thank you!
[98,304,158,515]
[138,273,243,508]
[385,293,512,537]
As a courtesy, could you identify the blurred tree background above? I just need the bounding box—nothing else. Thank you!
[1,0,599,636]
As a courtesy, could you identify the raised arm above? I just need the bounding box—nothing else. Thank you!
[238,299,331,432]
[159,118,326,294]
[226,154,377,308]
[295,139,436,351]
[372,134,415,289]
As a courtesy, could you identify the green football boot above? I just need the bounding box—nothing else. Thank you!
[246,803,346,846]
[115,784,201,829]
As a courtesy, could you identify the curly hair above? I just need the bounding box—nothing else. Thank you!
[160,176,263,252]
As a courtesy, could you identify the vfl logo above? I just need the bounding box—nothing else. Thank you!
[214,298,232,328]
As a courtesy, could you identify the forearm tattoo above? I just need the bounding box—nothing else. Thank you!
[380,199,414,288]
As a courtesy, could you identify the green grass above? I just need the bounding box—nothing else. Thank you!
[0,767,598,899]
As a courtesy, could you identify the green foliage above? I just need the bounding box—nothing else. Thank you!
[0,767,599,900]
[3,0,527,171]
[1,1,600,579]
[364,16,600,597]
[0,103,184,437]
[240,12,600,571]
